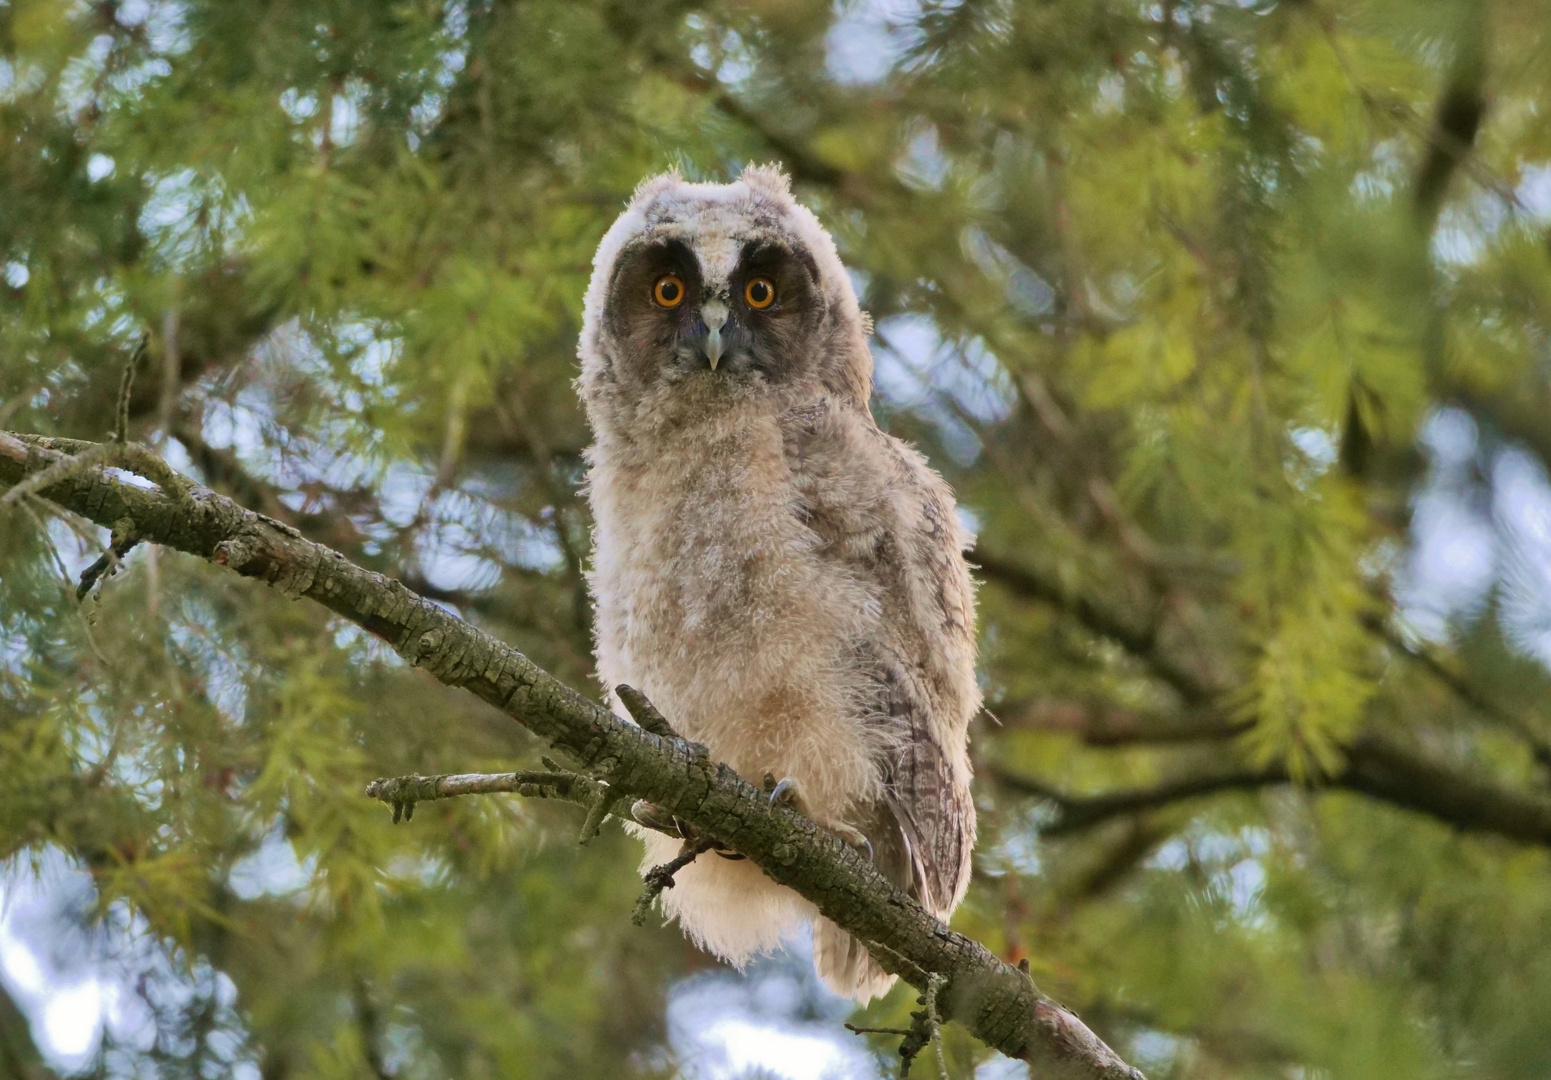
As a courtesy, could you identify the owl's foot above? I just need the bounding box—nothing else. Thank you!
[630,800,746,860]
[835,825,875,862]
[765,775,874,861]
[629,799,681,836]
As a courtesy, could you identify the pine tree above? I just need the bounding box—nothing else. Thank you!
[4,1,1551,1076]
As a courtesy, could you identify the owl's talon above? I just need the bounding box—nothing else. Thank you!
[630,800,671,832]
[827,821,873,858]
[765,778,871,857]
[631,799,698,841]
[769,776,801,810]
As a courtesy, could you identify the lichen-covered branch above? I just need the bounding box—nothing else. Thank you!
[0,431,1146,1080]
[363,770,612,824]
[632,838,716,926]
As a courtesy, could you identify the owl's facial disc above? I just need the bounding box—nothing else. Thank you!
[605,234,823,390]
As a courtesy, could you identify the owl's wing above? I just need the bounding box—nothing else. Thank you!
[873,666,976,916]
[782,398,978,918]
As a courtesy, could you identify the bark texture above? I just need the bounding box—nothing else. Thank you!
[0,430,1145,1080]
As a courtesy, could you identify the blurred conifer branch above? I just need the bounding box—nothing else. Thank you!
[978,551,1551,843]
[994,729,1551,845]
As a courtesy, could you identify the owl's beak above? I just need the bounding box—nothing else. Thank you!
[701,301,729,371]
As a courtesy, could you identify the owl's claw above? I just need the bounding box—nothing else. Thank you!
[630,800,679,836]
[828,822,874,860]
[765,776,873,860]
[632,799,746,859]
[768,776,800,809]
[631,800,697,842]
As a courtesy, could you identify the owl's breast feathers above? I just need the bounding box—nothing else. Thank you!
[588,394,978,916]
[587,400,889,828]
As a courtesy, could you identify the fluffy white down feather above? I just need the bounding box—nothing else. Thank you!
[577,166,978,1002]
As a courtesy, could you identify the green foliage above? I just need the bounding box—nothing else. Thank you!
[3,0,1551,1077]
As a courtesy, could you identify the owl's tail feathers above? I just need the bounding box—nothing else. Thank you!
[813,918,896,1004]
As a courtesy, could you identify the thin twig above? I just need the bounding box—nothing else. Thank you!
[366,769,599,824]
[0,442,118,509]
[157,312,180,443]
[632,837,715,926]
[116,337,148,445]
[846,977,948,1078]
[578,785,627,845]
[112,443,198,503]
[12,429,194,502]
[76,519,142,601]
[149,314,178,623]
[896,1004,932,1077]
[925,973,947,1080]
[0,437,193,512]
[16,391,194,601]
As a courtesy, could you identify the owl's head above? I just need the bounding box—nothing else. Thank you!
[578,165,871,434]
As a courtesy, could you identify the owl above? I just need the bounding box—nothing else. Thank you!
[577,165,979,1003]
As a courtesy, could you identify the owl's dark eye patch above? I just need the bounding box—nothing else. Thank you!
[734,241,818,318]
[725,240,829,387]
[604,238,702,342]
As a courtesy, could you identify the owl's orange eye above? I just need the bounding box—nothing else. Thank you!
[653,275,686,308]
[744,277,776,310]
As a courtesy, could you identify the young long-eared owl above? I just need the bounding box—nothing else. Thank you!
[577,165,979,1002]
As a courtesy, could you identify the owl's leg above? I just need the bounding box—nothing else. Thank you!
[765,776,874,860]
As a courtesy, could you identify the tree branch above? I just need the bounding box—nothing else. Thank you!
[974,550,1217,705]
[1367,615,1551,775]
[994,764,1284,837]
[978,553,1551,841]
[1003,698,1245,746]
[362,769,614,824]
[0,431,1146,1080]
[997,731,1551,846]
[1412,18,1487,230]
